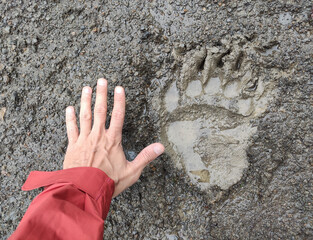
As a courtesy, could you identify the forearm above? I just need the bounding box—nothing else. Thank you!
[9,167,114,240]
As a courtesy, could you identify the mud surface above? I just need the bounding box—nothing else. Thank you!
[160,36,278,191]
[1,1,313,239]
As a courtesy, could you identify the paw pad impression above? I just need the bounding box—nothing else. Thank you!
[160,35,279,190]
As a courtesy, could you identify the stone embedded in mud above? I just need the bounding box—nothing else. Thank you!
[0,107,6,121]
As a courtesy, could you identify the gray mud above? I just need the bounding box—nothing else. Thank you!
[1,1,313,239]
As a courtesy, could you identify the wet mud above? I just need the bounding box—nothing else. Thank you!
[1,1,313,239]
[160,36,279,192]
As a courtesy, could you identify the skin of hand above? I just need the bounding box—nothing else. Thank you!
[63,78,165,197]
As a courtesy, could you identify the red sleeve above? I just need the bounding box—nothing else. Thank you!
[9,167,115,240]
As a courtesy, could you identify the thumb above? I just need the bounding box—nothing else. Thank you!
[131,143,165,171]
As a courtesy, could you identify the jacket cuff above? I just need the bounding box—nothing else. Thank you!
[22,167,115,200]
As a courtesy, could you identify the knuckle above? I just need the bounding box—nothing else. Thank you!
[141,149,152,161]
[106,139,115,149]
[112,109,124,120]
[107,131,121,143]
[81,112,92,121]
[68,126,75,133]
[94,106,107,115]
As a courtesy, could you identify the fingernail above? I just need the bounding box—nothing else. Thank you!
[66,106,74,114]
[115,86,123,93]
[83,87,91,94]
[98,78,106,86]
[154,145,164,155]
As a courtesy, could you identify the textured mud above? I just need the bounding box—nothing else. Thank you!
[160,36,279,191]
[1,1,313,239]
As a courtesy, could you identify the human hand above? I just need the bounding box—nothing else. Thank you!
[63,78,165,197]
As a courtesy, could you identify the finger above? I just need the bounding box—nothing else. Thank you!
[93,78,107,131]
[130,143,165,171]
[79,86,92,136]
[66,106,79,144]
[108,86,125,139]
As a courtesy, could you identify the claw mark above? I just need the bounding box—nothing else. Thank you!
[233,51,244,71]
[216,49,231,68]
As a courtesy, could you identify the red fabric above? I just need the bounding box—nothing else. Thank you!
[9,167,115,240]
